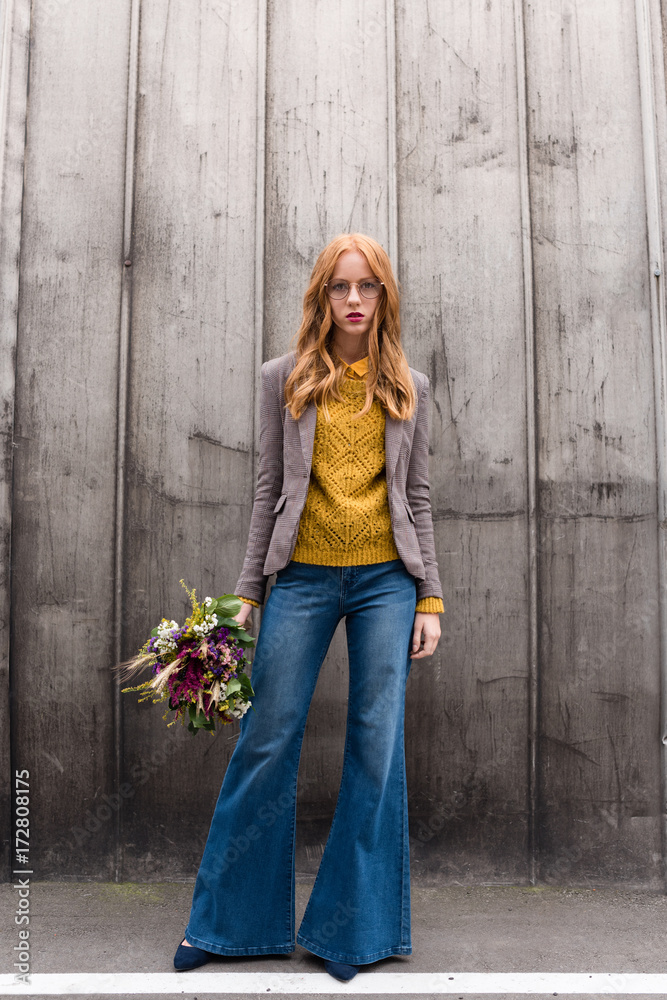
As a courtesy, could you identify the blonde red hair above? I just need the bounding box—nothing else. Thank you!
[283,233,418,422]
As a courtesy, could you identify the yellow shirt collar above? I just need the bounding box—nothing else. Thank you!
[332,350,369,379]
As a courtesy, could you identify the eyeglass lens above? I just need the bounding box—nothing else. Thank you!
[326,280,382,299]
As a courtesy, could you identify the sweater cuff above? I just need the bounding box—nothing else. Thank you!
[236,594,261,609]
[415,596,444,614]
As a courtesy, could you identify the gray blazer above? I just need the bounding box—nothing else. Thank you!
[234,351,443,606]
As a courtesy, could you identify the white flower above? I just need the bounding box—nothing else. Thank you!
[157,619,179,637]
[154,619,180,655]
[191,613,217,637]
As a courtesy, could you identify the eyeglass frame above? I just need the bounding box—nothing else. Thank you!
[323,278,385,299]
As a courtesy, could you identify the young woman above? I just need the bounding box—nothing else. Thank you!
[174,232,444,982]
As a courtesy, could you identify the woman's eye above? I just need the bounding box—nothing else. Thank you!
[332,283,347,292]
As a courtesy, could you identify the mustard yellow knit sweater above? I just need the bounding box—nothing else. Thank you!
[237,353,443,615]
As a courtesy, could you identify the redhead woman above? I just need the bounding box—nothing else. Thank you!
[174,233,444,982]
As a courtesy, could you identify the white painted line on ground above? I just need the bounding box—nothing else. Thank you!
[0,972,666,994]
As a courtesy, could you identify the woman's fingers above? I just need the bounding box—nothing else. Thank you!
[233,601,256,629]
[410,613,441,658]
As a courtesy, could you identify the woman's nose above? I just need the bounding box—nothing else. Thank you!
[346,284,361,305]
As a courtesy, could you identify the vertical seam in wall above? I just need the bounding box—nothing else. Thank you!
[514,0,539,886]
[1,0,31,882]
[385,0,398,271]
[254,0,268,626]
[112,0,141,883]
[0,0,22,205]
[635,0,667,892]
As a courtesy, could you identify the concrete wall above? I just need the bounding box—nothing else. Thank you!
[2,0,667,886]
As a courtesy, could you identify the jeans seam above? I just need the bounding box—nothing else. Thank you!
[296,931,412,964]
[297,656,355,931]
[400,703,409,947]
[288,615,342,944]
[184,929,294,956]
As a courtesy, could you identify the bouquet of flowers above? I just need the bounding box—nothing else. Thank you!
[115,581,256,735]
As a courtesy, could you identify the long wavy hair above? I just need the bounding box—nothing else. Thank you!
[283,233,417,422]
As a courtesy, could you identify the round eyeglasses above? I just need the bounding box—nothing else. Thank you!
[324,279,384,300]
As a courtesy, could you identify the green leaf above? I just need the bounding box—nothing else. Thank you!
[188,703,205,726]
[225,678,242,695]
[214,594,243,616]
[191,707,212,729]
[239,674,255,697]
[235,633,256,647]
[150,628,159,638]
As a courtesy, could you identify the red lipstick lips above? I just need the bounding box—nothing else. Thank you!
[347,312,364,320]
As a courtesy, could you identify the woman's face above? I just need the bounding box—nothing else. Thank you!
[327,250,382,347]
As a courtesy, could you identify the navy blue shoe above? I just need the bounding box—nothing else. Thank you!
[324,959,359,981]
[173,940,216,971]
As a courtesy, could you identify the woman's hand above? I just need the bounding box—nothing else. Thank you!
[233,602,255,630]
[410,611,441,658]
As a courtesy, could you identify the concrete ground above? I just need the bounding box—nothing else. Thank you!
[2,878,667,999]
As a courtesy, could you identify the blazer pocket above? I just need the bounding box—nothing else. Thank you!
[273,493,287,513]
[404,500,415,524]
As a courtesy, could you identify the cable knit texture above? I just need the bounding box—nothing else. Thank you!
[291,358,399,565]
[237,352,443,615]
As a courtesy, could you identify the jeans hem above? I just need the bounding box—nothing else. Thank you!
[184,929,295,956]
[296,931,412,964]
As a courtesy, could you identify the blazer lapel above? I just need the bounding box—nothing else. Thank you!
[384,411,402,487]
[297,400,317,476]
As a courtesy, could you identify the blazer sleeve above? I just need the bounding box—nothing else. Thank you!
[406,373,444,604]
[233,361,285,606]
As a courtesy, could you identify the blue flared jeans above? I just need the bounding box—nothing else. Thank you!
[184,557,417,965]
